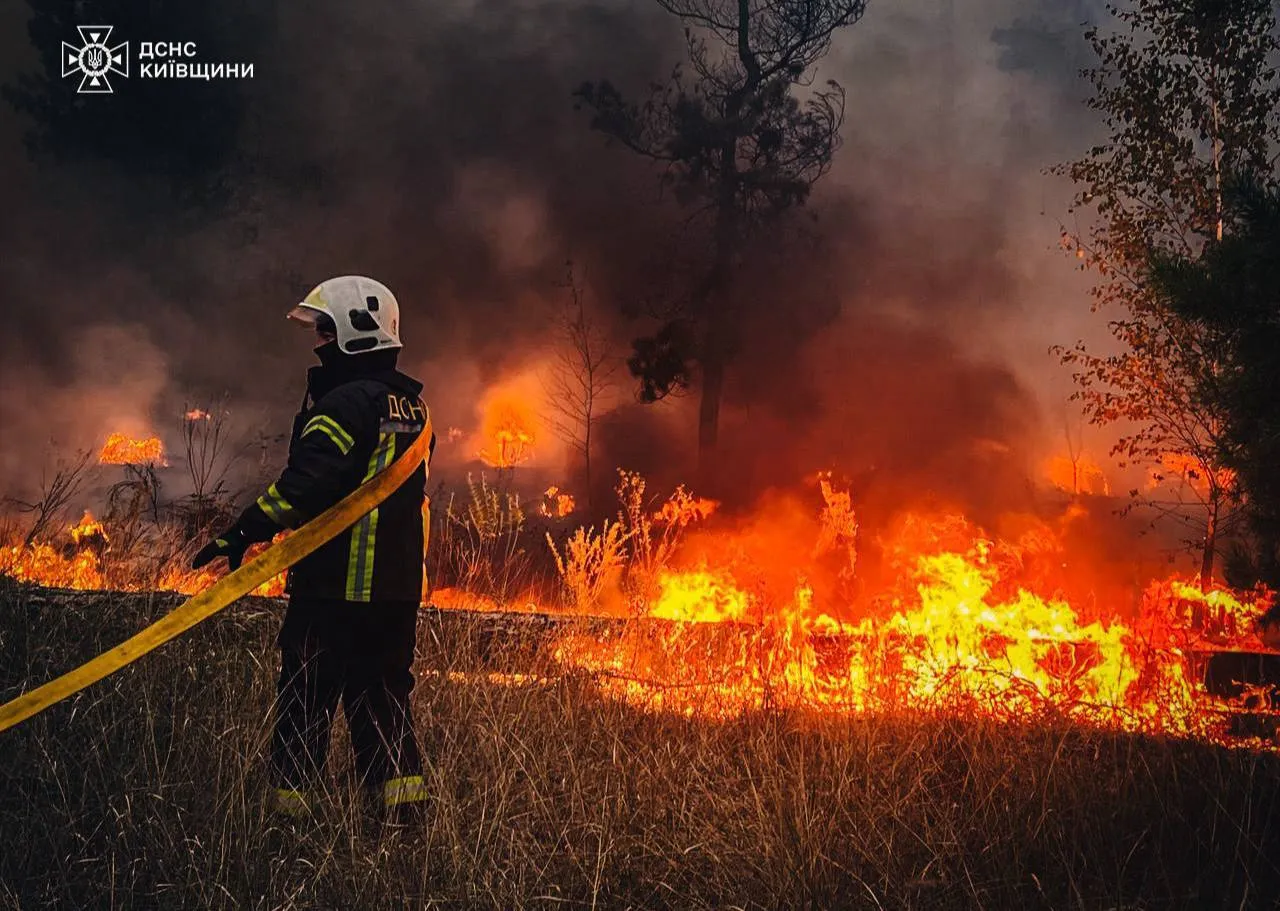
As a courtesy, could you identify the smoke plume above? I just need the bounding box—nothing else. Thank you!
[0,0,1115,518]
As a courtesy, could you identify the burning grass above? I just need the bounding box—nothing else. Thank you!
[98,432,166,466]
[4,462,1278,751]
[0,510,284,599]
[2,580,1280,909]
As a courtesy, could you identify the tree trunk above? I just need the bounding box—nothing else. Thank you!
[694,0,753,489]
[1200,496,1220,588]
[583,418,593,513]
[697,344,726,484]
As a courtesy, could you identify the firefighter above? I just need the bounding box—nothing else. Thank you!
[192,275,434,823]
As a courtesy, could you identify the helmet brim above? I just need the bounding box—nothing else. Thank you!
[286,303,325,327]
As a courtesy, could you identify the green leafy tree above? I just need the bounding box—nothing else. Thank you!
[1053,0,1280,583]
[1150,177,1280,586]
[575,0,867,483]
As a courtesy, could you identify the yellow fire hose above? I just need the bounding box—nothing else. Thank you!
[0,419,433,735]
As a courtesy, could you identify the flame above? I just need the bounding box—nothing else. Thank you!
[2,447,1275,752]
[1,526,286,598]
[185,408,211,422]
[551,546,1236,735]
[98,432,165,466]
[69,511,107,546]
[1043,454,1112,496]
[0,543,107,590]
[478,399,536,468]
[647,569,751,623]
[474,371,550,469]
[540,486,576,518]
[546,480,1273,744]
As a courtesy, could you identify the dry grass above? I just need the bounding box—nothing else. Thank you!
[3,579,1280,910]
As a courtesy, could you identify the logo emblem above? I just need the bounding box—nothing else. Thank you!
[62,26,128,94]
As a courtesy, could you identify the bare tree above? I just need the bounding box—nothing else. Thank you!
[6,448,93,547]
[543,262,621,509]
[576,0,868,483]
[175,402,239,538]
[1133,451,1245,581]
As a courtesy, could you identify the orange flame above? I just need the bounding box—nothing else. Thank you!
[1,523,286,598]
[545,480,1274,744]
[478,399,537,468]
[68,511,107,546]
[540,486,577,518]
[98,432,165,466]
[2,446,1275,752]
[1043,454,1111,496]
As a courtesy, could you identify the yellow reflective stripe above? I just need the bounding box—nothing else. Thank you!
[256,483,297,526]
[383,775,428,807]
[301,415,354,454]
[345,433,397,602]
[270,788,312,818]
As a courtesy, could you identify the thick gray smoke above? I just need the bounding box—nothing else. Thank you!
[0,0,1115,516]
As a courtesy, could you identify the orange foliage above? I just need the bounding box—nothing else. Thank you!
[1147,452,1236,496]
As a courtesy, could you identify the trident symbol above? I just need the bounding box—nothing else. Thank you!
[61,26,129,94]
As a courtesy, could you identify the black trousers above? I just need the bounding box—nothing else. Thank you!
[270,598,422,791]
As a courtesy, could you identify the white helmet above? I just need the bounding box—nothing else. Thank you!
[287,275,402,354]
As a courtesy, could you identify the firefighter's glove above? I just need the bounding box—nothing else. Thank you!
[192,527,250,572]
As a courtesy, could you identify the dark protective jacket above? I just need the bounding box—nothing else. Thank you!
[237,347,434,603]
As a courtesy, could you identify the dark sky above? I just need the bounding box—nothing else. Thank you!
[0,0,1115,511]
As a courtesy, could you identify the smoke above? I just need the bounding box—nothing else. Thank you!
[0,0,1119,518]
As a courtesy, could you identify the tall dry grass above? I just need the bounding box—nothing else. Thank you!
[3,579,1280,909]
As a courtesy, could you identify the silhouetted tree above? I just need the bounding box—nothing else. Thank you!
[576,0,867,483]
[544,262,621,509]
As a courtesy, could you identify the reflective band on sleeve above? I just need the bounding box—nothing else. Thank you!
[256,483,298,526]
[383,774,428,807]
[270,788,312,818]
[345,432,397,602]
[301,415,355,454]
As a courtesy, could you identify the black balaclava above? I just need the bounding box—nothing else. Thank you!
[308,341,401,400]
